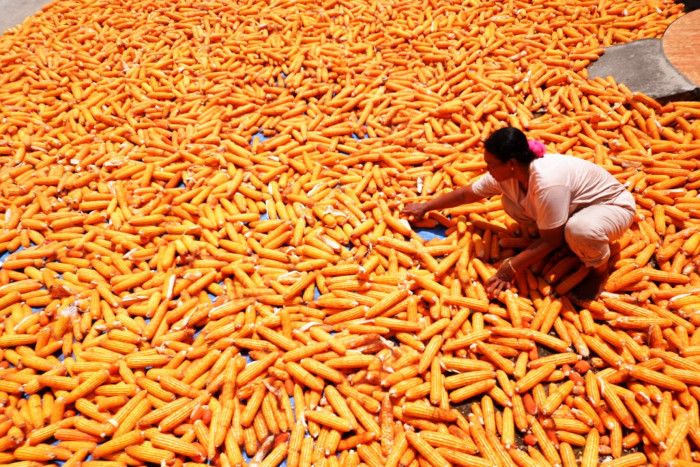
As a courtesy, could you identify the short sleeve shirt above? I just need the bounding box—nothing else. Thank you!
[471,154,629,230]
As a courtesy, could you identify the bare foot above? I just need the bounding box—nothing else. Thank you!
[571,268,609,301]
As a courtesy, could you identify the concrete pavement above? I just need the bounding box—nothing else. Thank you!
[0,0,54,35]
[587,39,699,103]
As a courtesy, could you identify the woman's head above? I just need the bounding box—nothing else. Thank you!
[484,127,537,165]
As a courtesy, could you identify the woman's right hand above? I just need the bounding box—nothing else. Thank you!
[401,203,429,222]
[485,262,516,298]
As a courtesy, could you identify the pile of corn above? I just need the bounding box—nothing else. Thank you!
[1,0,699,465]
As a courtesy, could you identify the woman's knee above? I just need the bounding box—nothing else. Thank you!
[564,215,601,245]
[565,217,610,267]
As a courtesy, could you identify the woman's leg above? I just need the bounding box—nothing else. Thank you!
[564,204,634,267]
[564,203,635,299]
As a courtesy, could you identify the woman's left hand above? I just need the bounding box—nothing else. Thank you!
[485,260,516,298]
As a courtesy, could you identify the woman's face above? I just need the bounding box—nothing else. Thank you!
[484,150,515,182]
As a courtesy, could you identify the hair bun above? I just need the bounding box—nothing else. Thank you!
[528,140,546,158]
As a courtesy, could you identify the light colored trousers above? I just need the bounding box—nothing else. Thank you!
[502,191,635,268]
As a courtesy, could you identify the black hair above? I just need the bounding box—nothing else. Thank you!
[484,127,536,164]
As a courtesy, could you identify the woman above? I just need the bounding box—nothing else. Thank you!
[401,127,636,301]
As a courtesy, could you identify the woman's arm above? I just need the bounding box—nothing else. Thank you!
[401,184,485,221]
[510,226,565,271]
[486,225,565,297]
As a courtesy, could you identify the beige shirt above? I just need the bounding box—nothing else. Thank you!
[471,154,633,230]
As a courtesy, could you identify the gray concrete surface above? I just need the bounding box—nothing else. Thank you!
[0,0,54,34]
[587,39,700,102]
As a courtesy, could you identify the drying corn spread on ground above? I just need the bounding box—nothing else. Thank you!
[0,0,700,466]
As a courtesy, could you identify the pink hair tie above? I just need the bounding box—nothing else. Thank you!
[528,140,546,158]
